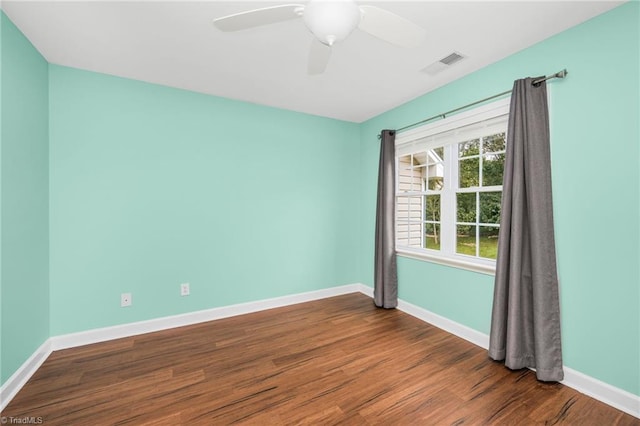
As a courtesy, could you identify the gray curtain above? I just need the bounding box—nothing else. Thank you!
[374,130,398,308]
[488,78,564,381]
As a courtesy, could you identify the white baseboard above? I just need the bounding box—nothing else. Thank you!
[52,283,364,350]
[562,366,640,419]
[2,283,638,419]
[396,298,490,350]
[366,287,639,419]
[0,340,52,412]
[358,284,373,298]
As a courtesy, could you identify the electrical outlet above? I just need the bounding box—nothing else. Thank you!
[121,293,132,307]
[180,283,190,296]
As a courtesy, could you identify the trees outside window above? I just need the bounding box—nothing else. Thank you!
[456,132,505,259]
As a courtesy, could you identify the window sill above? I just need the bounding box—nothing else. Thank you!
[396,249,496,276]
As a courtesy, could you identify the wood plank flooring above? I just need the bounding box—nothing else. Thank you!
[2,293,637,425]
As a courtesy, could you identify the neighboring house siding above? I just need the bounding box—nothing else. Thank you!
[396,156,423,247]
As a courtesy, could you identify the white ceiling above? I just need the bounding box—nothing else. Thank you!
[2,1,623,123]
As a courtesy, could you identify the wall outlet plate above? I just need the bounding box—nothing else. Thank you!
[121,293,132,307]
[180,283,190,296]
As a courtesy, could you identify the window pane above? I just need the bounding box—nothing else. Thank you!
[459,158,479,188]
[428,147,445,164]
[482,153,505,186]
[459,139,480,158]
[415,165,427,191]
[427,147,445,190]
[408,226,422,248]
[397,222,422,248]
[425,223,441,250]
[398,155,414,192]
[396,196,409,220]
[408,197,422,221]
[456,225,477,256]
[479,191,502,224]
[482,132,506,154]
[457,192,476,222]
[425,194,440,222]
[428,174,444,190]
[413,152,427,165]
[431,147,445,162]
[396,222,409,247]
[479,226,499,259]
[397,196,422,222]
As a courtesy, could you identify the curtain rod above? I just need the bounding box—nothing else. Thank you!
[392,69,568,135]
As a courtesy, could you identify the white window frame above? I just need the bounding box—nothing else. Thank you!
[394,97,510,275]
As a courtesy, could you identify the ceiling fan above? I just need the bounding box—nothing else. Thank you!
[212,0,426,75]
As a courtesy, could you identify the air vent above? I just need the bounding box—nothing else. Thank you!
[439,52,464,65]
[422,52,466,76]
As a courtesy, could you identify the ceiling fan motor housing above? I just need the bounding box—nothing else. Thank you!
[303,0,361,46]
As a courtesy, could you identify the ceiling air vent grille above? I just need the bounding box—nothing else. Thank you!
[439,52,464,65]
[422,52,466,76]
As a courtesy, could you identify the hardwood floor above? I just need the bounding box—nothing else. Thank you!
[2,293,637,425]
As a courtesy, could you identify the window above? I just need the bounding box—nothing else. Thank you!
[395,98,509,273]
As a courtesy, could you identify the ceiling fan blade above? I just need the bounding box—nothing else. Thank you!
[358,5,426,48]
[213,4,304,32]
[308,39,331,75]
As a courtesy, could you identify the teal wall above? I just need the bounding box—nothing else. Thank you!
[360,2,639,395]
[0,13,50,383]
[48,65,360,335]
[1,2,638,400]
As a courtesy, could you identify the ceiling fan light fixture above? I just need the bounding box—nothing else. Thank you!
[303,0,361,46]
[212,1,427,75]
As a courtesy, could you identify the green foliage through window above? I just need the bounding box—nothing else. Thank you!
[455,132,505,259]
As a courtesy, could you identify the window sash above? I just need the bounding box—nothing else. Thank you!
[394,98,509,270]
